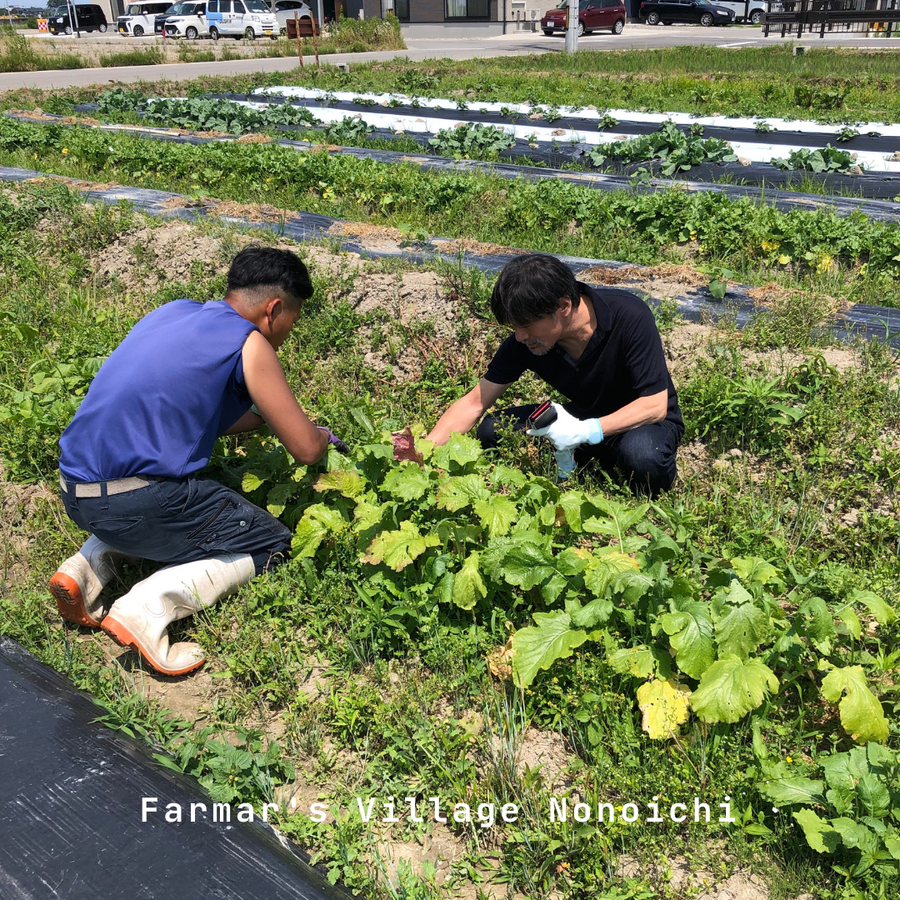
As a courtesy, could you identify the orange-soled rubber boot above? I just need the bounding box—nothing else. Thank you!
[101,553,255,676]
[49,535,135,627]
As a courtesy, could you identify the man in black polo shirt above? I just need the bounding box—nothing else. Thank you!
[427,254,683,495]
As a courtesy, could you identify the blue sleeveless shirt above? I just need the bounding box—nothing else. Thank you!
[59,299,259,482]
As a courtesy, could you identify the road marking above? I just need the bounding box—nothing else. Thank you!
[719,41,759,47]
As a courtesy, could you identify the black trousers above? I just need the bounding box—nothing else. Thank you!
[476,405,682,496]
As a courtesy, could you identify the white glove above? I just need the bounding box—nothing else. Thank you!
[526,402,603,451]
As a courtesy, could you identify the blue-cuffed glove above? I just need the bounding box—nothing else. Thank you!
[526,402,603,452]
[318,427,349,454]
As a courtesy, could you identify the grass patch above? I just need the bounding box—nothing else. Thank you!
[0,28,84,72]
[99,47,165,68]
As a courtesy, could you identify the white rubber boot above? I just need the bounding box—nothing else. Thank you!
[49,535,139,628]
[101,553,255,676]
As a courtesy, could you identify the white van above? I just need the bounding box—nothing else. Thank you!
[205,0,277,39]
[163,0,210,37]
[117,0,172,35]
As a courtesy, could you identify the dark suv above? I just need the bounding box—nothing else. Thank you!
[639,0,734,25]
[47,3,109,33]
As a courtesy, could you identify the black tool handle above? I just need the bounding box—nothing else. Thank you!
[527,401,558,430]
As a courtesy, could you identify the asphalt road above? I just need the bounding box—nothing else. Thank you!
[2,24,897,91]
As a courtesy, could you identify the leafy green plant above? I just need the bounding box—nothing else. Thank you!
[0,348,105,481]
[395,69,437,95]
[684,368,807,450]
[794,84,846,111]
[771,145,858,174]
[228,432,896,761]
[156,726,294,805]
[758,743,899,885]
[588,121,738,176]
[323,116,373,144]
[597,112,620,130]
[96,91,320,135]
[428,123,515,160]
[696,263,735,299]
[836,126,860,142]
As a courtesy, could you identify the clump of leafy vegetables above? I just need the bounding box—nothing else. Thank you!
[428,123,516,160]
[588,120,738,175]
[771,144,859,174]
[96,90,320,135]
[322,117,373,144]
[231,431,894,751]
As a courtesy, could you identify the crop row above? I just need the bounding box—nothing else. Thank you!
[2,115,899,309]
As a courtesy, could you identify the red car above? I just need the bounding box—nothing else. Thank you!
[541,0,627,36]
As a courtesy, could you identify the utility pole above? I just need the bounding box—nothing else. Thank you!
[66,0,81,37]
[565,0,577,54]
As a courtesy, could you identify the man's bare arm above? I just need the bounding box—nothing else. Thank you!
[223,410,264,435]
[599,389,669,437]
[241,331,328,466]
[428,378,511,446]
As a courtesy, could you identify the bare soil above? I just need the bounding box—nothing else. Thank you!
[619,855,770,900]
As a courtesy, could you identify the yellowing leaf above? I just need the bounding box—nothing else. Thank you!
[452,552,487,610]
[473,496,517,538]
[381,462,430,501]
[609,646,657,679]
[820,666,889,744]
[362,520,440,572]
[689,655,778,724]
[436,474,490,512]
[313,469,365,498]
[637,678,691,740]
[583,550,639,598]
[486,636,513,681]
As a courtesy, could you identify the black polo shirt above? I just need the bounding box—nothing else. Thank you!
[483,284,683,432]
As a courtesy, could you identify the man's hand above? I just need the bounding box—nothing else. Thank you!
[318,426,349,454]
[428,378,511,446]
[526,403,603,451]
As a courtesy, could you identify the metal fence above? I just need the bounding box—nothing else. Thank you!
[762,0,900,36]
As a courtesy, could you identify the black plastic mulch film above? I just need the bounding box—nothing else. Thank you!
[0,637,352,900]
[1,163,898,348]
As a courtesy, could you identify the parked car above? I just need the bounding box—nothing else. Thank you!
[117,0,171,35]
[706,0,765,23]
[47,3,108,33]
[153,1,185,33]
[163,0,208,37]
[205,0,277,39]
[541,0,626,36]
[274,0,311,33]
[639,0,735,25]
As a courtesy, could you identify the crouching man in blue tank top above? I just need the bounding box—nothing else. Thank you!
[49,246,342,676]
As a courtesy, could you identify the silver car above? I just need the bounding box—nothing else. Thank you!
[274,0,311,33]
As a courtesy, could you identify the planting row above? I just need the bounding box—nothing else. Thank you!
[89,89,900,176]
[2,114,899,311]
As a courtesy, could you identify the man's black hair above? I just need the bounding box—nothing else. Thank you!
[226,245,313,311]
[489,254,582,327]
